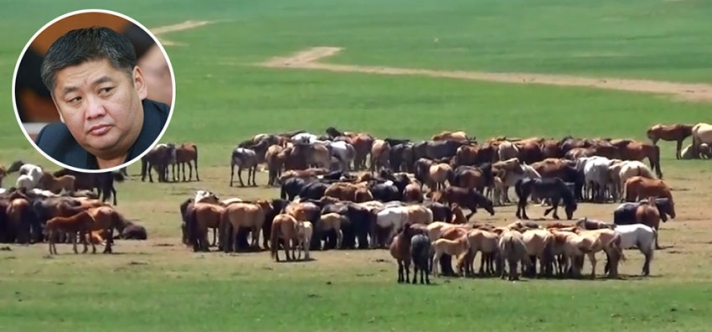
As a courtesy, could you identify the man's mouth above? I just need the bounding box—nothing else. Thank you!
[88,124,111,136]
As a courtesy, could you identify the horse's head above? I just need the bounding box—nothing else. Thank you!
[565,201,578,220]
[472,190,495,216]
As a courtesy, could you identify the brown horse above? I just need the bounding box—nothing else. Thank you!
[185,196,225,252]
[636,197,663,249]
[174,143,200,182]
[38,172,75,194]
[610,140,662,179]
[45,211,96,255]
[85,206,129,253]
[646,124,694,160]
[269,213,300,262]
[623,176,674,213]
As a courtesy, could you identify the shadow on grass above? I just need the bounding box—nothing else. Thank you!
[274,257,316,263]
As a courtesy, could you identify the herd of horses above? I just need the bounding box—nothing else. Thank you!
[0,161,145,252]
[2,121,710,284]
[178,122,708,283]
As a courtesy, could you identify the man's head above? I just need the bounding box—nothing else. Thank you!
[40,26,147,164]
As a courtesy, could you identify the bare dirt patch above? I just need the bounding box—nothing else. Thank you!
[259,47,712,103]
[150,20,215,46]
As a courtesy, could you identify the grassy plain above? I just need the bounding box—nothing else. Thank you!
[1,0,712,331]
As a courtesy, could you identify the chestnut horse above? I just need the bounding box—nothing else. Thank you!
[610,140,663,179]
[174,143,200,182]
[646,124,694,160]
[45,211,96,255]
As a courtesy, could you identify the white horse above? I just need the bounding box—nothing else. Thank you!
[15,163,44,190]
[291,132,319,144]
[324,140,356,171]
[614,160,656,201]
[613,224,656,276]
[295,221,313,260]
[500,163,542,205]
[194,190,218,203]
[576,156,614,202]
[375,206,410,248]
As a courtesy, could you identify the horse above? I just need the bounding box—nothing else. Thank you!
[230,147,259,187]
[691,122,712,158]
[37,172,75,194]
[515,177,578,220]
[296,221,313,260]
[174,143,200,182]
[646,124,694,159]
[140,144,176,182]
[431,186,495,219]
[607,224,656,276]
[498,230,530,281]
[431,234,470,277]
[269,213,300,262]
[45,211,96,255]
[610,140,662,179]
[52,169,124,206]
[410,233,433,285]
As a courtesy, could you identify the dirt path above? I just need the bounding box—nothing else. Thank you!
[260,47,712,103]
[150,20,215,46]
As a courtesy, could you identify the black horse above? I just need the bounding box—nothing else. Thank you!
[53,169,124,205]
[515,177,578,220]
[613,198,675,225]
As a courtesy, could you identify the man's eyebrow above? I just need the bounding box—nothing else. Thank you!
[61,76,115,97]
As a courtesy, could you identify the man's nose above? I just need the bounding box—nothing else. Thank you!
[85,97,107,120]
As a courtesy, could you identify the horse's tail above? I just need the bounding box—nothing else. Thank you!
[649,227,658,258]
[186,208,200,252]
[612,234,626,263]
[270,220,279,259]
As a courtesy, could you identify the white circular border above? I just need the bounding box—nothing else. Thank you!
[11,8,177,174]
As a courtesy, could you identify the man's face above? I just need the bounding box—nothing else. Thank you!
[51,58,148,159]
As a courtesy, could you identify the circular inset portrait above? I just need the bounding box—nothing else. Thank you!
[12,9,176,173]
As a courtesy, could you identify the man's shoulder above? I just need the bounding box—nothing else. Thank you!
[34,122,90,168]
[35,122,75,150]
[143,98,170,126]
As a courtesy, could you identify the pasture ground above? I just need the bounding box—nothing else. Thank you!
[2,0,712,331]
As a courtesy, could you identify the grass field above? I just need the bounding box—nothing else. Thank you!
[2,1,712,331]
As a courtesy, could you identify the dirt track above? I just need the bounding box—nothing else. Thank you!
[150,20,215,46]
[260,47,712,103]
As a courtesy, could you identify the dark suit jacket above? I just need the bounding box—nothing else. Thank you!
[34,98,170,170]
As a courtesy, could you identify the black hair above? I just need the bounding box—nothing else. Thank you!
[40,26,137,94]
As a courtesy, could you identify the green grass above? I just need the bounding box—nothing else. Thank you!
[1,0,712,331]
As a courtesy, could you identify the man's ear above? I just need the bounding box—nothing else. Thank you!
[132,66,148,100]
[51,95,65,124]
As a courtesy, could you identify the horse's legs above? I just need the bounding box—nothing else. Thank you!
[80,231,88,254]
[284,238,292,261]
[238,166,246,187]
[71,231,79,254]
[103,228,114,254]
[397,260,404,283]
[642,252,651,276]
[587,253,597,279]
[229,164,235,187]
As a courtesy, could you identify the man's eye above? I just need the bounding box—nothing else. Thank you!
[67,96,81,104]
[99,87,114,95]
